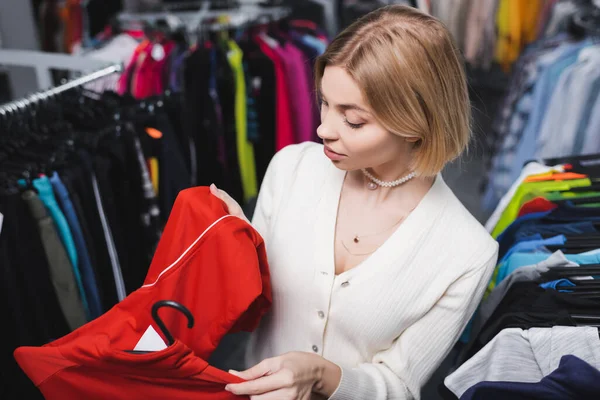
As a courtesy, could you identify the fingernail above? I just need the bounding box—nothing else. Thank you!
[224,385,231,391]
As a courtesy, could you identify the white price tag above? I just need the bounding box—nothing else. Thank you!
[134,325,167,352]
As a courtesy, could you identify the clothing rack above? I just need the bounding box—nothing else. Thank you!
[0,63,122,116]
[116,1,291,34]
[0,49,119,97]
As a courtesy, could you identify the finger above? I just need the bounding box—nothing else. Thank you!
[230,360,272,381]
[209,183,221,198]
[216,188,238,209]
[210,186,239,211]
[225,373,288,396]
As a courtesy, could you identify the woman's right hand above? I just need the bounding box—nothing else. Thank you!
[210,184,250,224]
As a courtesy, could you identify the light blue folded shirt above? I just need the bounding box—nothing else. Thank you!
[499,235,566,264]
[501,251,600,284]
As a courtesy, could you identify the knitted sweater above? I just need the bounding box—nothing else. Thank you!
[245,142,499,399]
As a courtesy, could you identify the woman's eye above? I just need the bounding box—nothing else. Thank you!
[344,119,364,130]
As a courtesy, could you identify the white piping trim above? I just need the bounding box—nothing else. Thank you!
[141,215,235,288]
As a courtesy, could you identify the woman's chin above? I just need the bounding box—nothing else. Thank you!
[330,160,353,171]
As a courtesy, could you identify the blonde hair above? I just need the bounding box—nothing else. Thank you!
[315,5,471,177]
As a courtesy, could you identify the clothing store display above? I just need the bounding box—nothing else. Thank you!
[460,355,600,400]
[474,251,578,333]
[482,2,600,214]
[484,162,562,232]
[517,196,558,217]
[15,187,271,399]
[448,151,600,399]
[101,16,326,205]
[255,33,295,152]
[74,33,140,92]
[446,326,600,398]
[491,177,593,238]
[0,88,195,398]
[18,2,600,399]
[33,176,90,318]
[245,142,499,400]
[50,173,103,320]
[227,39,258,202]
[463,0,499,70]
[21,190,88,332]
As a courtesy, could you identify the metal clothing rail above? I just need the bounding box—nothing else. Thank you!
[117,2,291,34]
[0,63,122,116]
[0,49,120,93]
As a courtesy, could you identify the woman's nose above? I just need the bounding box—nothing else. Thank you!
[317,115,338,142]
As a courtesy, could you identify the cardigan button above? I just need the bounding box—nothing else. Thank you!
[318,311,325,319]
[341,281,350,288]
[312,345,319,353]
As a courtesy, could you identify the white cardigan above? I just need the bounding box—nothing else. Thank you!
[244,142,499,400]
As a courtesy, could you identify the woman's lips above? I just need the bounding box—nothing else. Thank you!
[324,146,346,161]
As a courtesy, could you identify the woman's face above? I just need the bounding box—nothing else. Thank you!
[317,66,416,172]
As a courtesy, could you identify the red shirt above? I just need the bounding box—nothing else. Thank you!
[14,338,245,400]
[15,187,271,398]
[517,196,558,218]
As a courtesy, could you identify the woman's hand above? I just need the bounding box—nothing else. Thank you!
[224,352,341,400]
[209,184,249,224]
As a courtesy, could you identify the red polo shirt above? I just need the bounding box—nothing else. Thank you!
[14,187,271,399]
[14,338,245,399]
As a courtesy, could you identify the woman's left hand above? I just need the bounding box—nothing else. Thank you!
[225,351,332,400]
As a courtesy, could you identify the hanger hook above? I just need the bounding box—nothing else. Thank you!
[151,300,194,346]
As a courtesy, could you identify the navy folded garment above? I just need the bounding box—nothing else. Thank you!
[460,355,600,400]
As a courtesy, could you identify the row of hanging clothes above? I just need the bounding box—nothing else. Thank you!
[441,153,600,399]
[1,8,329,398]
[427,0,596,72]
[0,71,205,398]
[12,185,273,400]
[35,0,123,54]
[481,0,600,217]
[76,5,328,205]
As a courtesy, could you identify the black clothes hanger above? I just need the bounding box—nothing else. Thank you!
[553,195,600,206]
[545,245,600,254]
[543,152,600,167]
[542,233,600,241]
[540,265,600,280]
[125,300,194,354]
[152,300,194,346]
[558,182,600,193]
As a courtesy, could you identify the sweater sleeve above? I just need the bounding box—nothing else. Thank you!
[329,247,499,400]
[251,143,310,242]
[251,155,276,241]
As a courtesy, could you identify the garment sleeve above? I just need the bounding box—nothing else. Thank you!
[329,248,499,400]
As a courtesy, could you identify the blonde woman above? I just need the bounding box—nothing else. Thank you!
[211,5,498,400]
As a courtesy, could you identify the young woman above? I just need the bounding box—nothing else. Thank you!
[211,5,498,400]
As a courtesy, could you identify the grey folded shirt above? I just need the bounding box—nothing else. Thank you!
[445,326,600,398]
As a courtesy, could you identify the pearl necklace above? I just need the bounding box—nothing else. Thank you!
[361,169,416,190]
